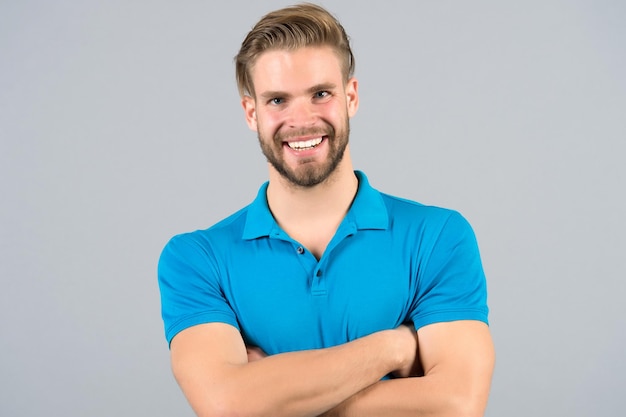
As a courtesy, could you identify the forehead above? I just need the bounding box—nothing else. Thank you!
[250,46,343,94]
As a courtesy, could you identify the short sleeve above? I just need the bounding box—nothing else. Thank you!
[409,211,489,330]
[157,233,240,346]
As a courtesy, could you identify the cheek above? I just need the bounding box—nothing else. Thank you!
[258,113,284,134]
[325,99,347,115]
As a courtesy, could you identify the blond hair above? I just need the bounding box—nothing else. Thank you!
[235,3,355,97]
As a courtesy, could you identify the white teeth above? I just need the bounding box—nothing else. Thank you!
[287,137,323,150]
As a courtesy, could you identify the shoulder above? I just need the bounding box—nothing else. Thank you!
[376,192,480,254]
[380,192,469,228]
[160,205,251,261]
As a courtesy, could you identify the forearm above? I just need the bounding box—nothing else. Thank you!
[232,333,399,416]
[174,326,415,417]
[324,324,495,417]
[325,375,487,417]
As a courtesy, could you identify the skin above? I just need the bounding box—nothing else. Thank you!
[243,47,356,190]
[241,46,359,258]
[170,46,495,417]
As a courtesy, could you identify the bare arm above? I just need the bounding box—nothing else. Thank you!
[170,322,417,417]
[323,320,495,417]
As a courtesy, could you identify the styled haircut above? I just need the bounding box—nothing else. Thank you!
[235,3,355,97]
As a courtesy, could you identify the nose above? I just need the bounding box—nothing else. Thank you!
[287,97,316,128]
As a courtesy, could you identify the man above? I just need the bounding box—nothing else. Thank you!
[158,3,494,417]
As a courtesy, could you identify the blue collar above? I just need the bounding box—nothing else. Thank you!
[242,171,388,240]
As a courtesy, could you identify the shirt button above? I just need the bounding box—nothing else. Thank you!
[296,246,305,254]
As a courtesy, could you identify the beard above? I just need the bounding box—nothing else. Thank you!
[258,118,350,188]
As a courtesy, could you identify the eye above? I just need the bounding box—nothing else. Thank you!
[269,97,284,105]
[314,91,330,99]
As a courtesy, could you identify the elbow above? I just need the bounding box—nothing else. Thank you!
[195,404,236,417]
[176,374,263,417]
[195,404,243,417]
[192,392,263,417]
[445,390,490,417]
[193,403,242,417]
[196,407,246,417]
[450,404,486,417]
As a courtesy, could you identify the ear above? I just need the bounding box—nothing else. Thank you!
[241,95,258,131]
[345,77,359,118]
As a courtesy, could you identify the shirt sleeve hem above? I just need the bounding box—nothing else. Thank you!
[411,309,489,331]
[165,311,241,346]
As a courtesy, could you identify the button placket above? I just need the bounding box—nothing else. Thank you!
[312,264,326,296]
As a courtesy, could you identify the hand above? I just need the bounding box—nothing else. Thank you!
[391,323,423,378]
[246,345,267,363]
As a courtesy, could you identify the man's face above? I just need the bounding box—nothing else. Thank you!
[242,46,359,187]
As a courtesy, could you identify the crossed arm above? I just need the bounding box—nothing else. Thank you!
[170,320,494,417]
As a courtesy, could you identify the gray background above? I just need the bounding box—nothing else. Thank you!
[1,0,624,416]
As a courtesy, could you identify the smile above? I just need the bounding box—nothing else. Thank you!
[286,137,324,151]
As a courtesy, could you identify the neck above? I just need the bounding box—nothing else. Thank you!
[266,148,358,230]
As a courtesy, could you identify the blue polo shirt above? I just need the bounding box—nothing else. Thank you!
[158,171,488,353]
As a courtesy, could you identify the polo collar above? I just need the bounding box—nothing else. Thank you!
[242,171,388,240]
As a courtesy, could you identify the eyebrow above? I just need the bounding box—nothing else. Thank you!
[307,83,337,94]
[258,83,338,101]
[259,90,290,101]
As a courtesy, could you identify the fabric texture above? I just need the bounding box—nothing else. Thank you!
[158,171,489,353]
